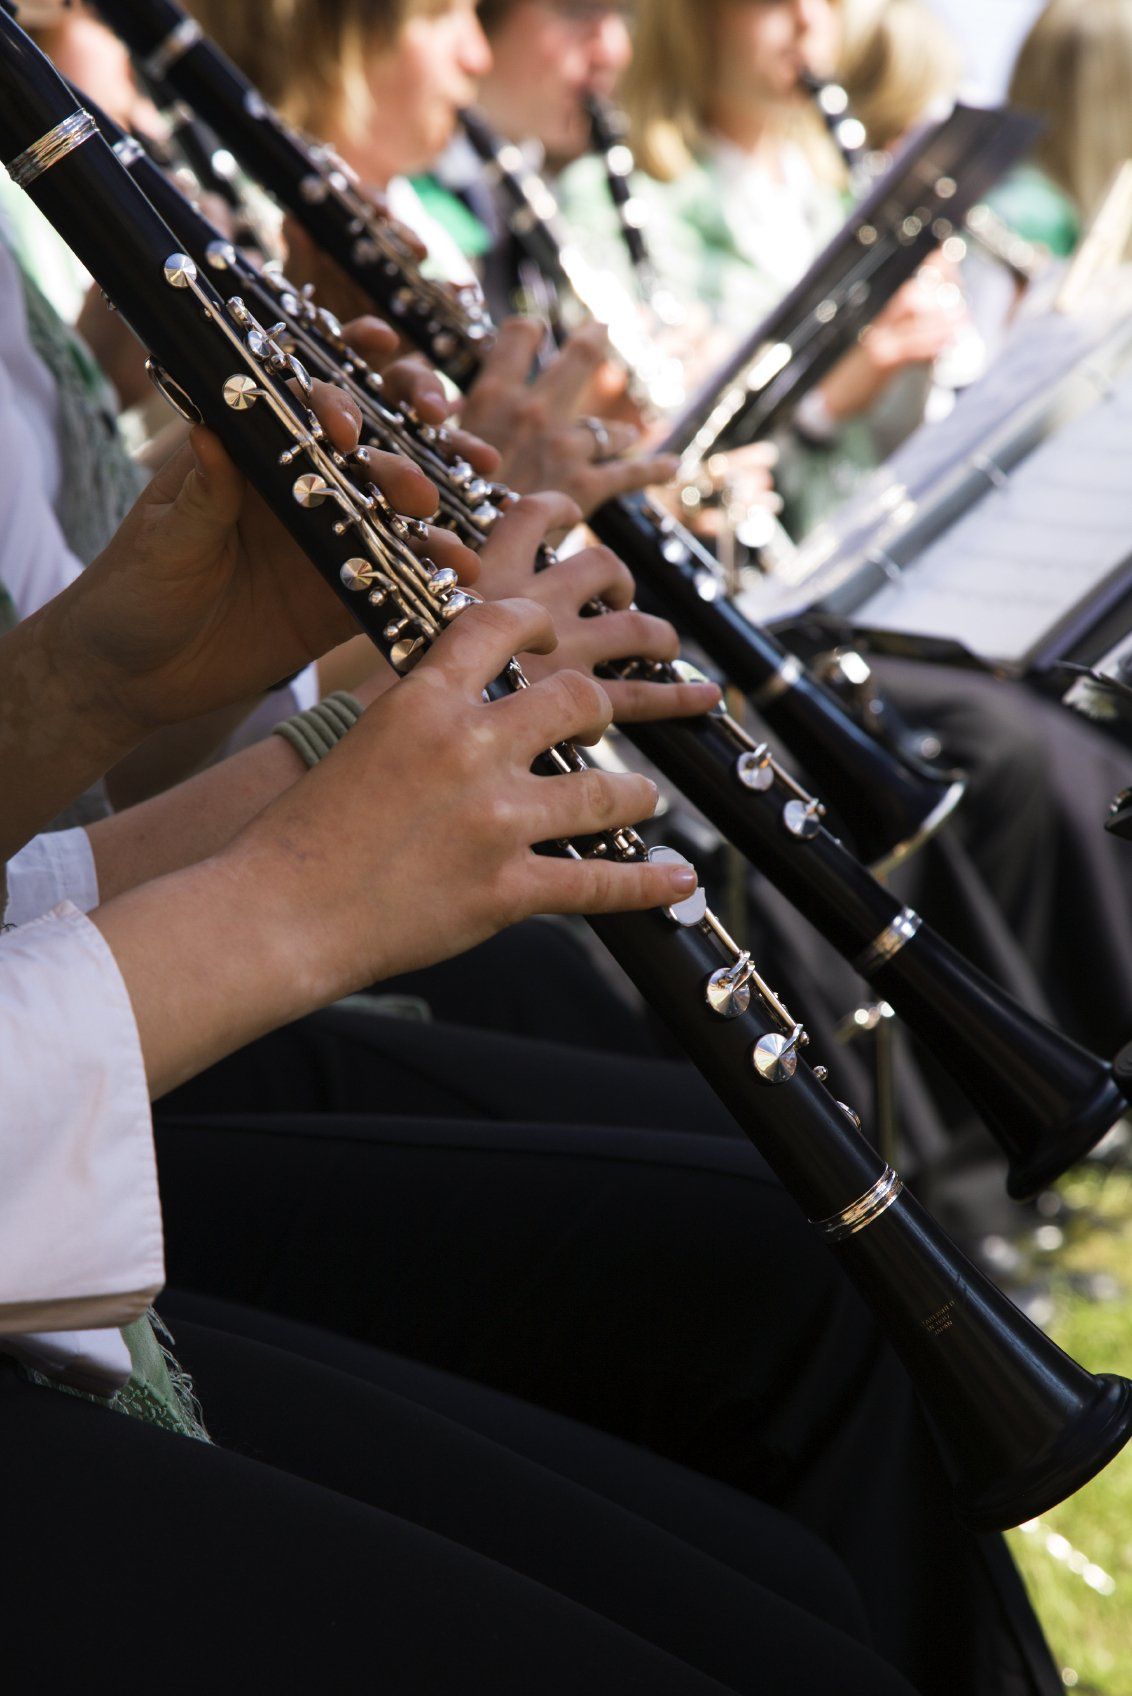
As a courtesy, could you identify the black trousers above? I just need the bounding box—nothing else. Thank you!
[876,657,1132,1053]
[1,1307,930,1695]
[152,1108,1059,1696]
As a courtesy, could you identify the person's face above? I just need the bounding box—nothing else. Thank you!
[713,0,841,109]
[478,2,634,166]
[36,9,148,128]
[359,0,493,178]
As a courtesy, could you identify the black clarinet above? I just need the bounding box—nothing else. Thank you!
[658,101,1038,463]
[801,68,1045,289]
[70,92,1132,1214]
[6,7,1131,1530]
[459,105,687,415]
[798,68,872,188]
[582,89,669,314]
[158,99,266,253]
[82,0,1132,1200]
[94,0,967,879]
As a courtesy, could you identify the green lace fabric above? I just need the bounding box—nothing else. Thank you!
[3,248,141,827]
[16,264,146,567]
[25,1312,211,1444]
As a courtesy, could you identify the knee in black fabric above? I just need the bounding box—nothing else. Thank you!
[0,1347,922,1696]
[152,1116,886,1502]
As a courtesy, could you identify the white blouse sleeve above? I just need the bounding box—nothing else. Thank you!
[0,902,163,1380]
[0,279,83,622]
[3,827,99,925]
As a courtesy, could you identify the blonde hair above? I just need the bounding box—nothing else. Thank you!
[623,0,843,184]
[185,0,410,139]
[1010,0,1132,223]
[837,0,961,152]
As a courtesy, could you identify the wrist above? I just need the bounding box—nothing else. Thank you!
[212,815,370,1019]
[40,582,154,754]
[93,840,344,1097]
[0,596,150,861]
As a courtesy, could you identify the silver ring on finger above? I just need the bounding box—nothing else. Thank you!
[580,415,614,463]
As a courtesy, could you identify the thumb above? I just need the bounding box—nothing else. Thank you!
[168,426,247,535]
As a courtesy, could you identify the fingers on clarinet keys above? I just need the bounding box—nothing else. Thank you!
[647,846,706,925]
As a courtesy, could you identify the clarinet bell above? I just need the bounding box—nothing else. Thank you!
[808,645,967,875]
[834,1185,1132,1530]
[955,1373,1132,1533]
[860,759,967,879]
[1000,1061,1128,1201]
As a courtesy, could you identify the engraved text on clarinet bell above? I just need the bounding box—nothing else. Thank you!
[922,1299,959,1339]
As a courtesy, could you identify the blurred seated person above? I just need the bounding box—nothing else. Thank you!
[994,0,1132,260]
[555,0,965,530]
[183,0,702,521]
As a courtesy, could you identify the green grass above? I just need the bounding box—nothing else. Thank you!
[1005,1166,1132,1694]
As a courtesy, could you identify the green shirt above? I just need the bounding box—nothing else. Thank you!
[986,164,1080,261]
[557,146,874,536]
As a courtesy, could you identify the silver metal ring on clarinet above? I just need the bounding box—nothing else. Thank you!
[580,416,614,463]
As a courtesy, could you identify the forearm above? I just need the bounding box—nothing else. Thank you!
[90,732,306,902]
[0,598,143,861]
[90,658,399,900]
[104,698,264,811]
[90,848,319,1097]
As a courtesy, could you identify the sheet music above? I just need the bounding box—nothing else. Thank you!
[738,286,1132,627]
[854,363,1132,664]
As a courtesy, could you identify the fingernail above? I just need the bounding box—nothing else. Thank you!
[670,867,698,893]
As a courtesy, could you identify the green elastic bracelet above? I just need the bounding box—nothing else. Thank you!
[272,690,365,769]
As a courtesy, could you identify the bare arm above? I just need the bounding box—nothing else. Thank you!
[0,591,144,861]
[89,732,305,904]
[90,599,696,1098]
